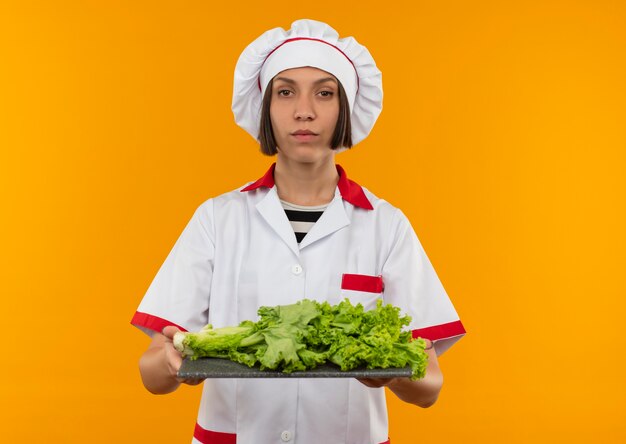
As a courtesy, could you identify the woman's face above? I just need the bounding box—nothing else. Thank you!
[270,66,340,164]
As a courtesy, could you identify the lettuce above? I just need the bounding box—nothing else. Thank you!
[173,299,429,380]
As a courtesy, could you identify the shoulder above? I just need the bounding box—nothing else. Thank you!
[192,181,262,222]
[359,186,410,230]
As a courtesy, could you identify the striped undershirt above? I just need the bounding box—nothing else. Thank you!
[280,199,328,244]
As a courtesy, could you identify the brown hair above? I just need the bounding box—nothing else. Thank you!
[258,78,353,156]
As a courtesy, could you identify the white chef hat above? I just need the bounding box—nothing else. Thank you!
[232,19,383,149]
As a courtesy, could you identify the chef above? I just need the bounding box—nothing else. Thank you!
[132,19,466,444]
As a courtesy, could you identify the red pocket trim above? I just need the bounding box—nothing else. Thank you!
[341,274,384,293]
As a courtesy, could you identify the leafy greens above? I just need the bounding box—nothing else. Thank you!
[173,299,429,380]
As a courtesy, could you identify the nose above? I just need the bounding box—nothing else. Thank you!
[294,95,315,120]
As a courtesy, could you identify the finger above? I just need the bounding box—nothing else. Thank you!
[357,377,396,388]
[179,378,204,386]
[356,378,380,388]
[165,344,183,375]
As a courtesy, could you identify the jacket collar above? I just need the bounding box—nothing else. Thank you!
[241,163,373,210]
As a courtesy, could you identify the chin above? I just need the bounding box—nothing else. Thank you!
[278,145,334,164]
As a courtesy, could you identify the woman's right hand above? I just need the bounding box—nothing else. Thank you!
[139,325,203,394]
[161,326,204,386]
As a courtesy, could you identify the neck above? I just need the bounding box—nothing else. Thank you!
[274,155,339,206]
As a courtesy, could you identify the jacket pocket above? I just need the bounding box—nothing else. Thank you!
[339,273,384,310]
[341,273,384,293]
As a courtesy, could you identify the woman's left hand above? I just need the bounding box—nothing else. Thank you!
[356,339,443,408]
[356,377,399,388]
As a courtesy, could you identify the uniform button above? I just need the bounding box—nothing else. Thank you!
[291,264,303,275]
[281,430,292,442]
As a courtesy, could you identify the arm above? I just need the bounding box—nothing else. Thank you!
[134,203,216,394]
[358,339,443,408]
[362,209,459,407]
[139,326,203,395]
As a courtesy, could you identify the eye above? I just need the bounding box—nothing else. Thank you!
[318,90,334,97]
[277,89,293,97]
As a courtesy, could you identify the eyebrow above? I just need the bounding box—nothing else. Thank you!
[274,76,337,86]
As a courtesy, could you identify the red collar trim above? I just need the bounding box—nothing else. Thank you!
[335,165,374,210]
[241,163,373,210]
[241,163,277,191]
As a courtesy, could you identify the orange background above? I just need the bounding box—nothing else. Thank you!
[1,1,625,442]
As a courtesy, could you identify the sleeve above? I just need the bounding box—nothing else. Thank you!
[382,209,466,356]
[130,200,215,336]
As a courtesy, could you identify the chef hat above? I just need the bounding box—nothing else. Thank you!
[232,19,383,149]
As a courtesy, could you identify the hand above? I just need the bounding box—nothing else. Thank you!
[161,326,204,386]
[357,339,434,389]
[357,377,401,388]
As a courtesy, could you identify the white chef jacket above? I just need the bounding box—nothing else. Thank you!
[132,163,465,444]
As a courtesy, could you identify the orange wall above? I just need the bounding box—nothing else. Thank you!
[1,1,625,442]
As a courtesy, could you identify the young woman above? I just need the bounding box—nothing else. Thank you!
[132,19,465,444]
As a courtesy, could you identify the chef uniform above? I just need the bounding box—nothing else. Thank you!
[132,19,465,444]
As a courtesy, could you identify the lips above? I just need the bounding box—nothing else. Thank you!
[290,129,319,142]
[292,129,318,136]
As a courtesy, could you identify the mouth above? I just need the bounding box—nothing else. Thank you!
[291,129,318,141]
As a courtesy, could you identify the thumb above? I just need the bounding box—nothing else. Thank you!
[162,325,181,339]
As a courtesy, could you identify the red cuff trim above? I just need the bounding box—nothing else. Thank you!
[194,423,236,444]
[341,273,384,293]
[412,320,466,341]
[130,311,187,333]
